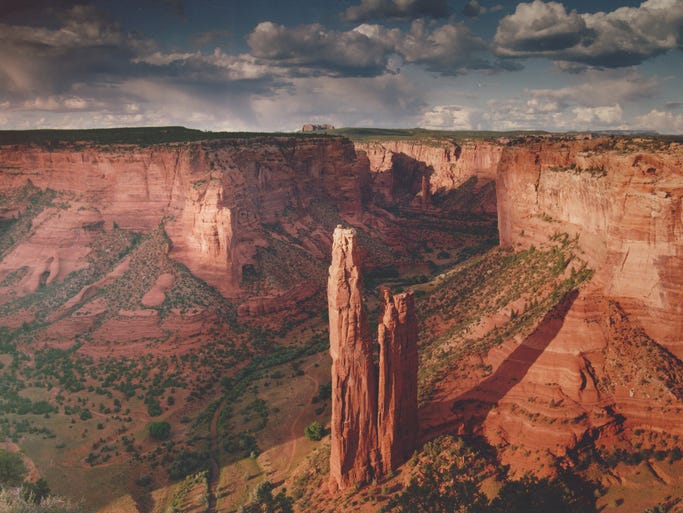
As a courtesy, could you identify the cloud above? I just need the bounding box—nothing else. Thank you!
[396,20,490,74]
[245,20,492,77]
[572,104,623,125]
[192,30,231,48]
[134,48,280,82]
[635,109,683,134]
[251,74,427,131]
[463,1,504,18]
[247,22,397,77]
[0,6,152,97]
[419,105,473,129]
[494,1,590,53]
[527,72,660,108]
[342,0,449,22]
[493,0,683,68]
[0,0,90,20]
[482,89,629,132]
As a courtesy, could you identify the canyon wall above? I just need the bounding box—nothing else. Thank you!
[0,137,369,297]
[328,227,418,490]
[355,139,503,212]
[496,137,683,355]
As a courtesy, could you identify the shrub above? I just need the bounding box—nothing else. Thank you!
[304,421,325,441]
[0,450,27,486]
[21,478,50,503]
[148,421,171,441]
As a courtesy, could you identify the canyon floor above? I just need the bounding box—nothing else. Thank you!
[0,127,682,513]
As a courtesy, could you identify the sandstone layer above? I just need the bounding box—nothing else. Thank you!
[497,137,683,355]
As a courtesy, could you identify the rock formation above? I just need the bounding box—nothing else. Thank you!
[0,135,370,299]
[328,227,418,490]
[496,137,683,355]
[355,139,502,213]
[328,226,379,490]
[377,287,418,475]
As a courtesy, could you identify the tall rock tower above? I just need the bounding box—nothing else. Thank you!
[377,287,418,475]
[328,226,418,491]
[328,226,379,490]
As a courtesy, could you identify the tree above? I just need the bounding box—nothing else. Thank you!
[21,478,51,503]
[241,481,293,513]
[488,472,598,513]
[148,421,171,441]
[0,450,27,487]
[304,421,324,441]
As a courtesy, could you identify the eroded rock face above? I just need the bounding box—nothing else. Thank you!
[0,136,369,298]
[328,226,379,490]
[355,140,503,213]
[496,137,683,355]
[377,287,418,475]
[328,228,418,490]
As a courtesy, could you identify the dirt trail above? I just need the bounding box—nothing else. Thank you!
[283,352,323,475]
[207,398,226,513]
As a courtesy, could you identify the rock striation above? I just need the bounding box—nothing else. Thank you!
[328,226,418,490]
[496,137,683,355]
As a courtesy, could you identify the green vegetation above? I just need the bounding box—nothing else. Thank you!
[0,488,82,513]
[148,421,171,441]
[0,126,336,148]
[304,421,325,442]
[242,480,293,513]
[382,436,598,513]
[167,451,209,480]
[0,183,58,260]
[0,450,27,486]
[329,127,548,143]
[418,234,592,401]
[21,478,50,503]
[548,163,607,177]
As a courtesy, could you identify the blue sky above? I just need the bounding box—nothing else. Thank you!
[0,0,682,133]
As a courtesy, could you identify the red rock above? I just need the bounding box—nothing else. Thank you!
[328,226,379,490]
[496,138,683,355]
[327,229,420,490]
[377,287,418,475]
[355,139,502,213]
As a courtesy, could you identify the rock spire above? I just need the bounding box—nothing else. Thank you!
[328,226,379,490]
[328,226,418,491]
[377,287,418,475]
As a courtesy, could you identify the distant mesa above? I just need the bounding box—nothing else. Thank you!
[301,123,335,132]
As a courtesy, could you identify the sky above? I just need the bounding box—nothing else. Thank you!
[0,0,682,133]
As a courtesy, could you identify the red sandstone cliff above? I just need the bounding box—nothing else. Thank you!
[496,137,683,355]
[354,139,502,213]
[0,137,369,298]
[328,226,379,490]
[377,287,418,475]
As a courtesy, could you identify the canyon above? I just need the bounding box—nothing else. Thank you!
[0,128,682,512]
